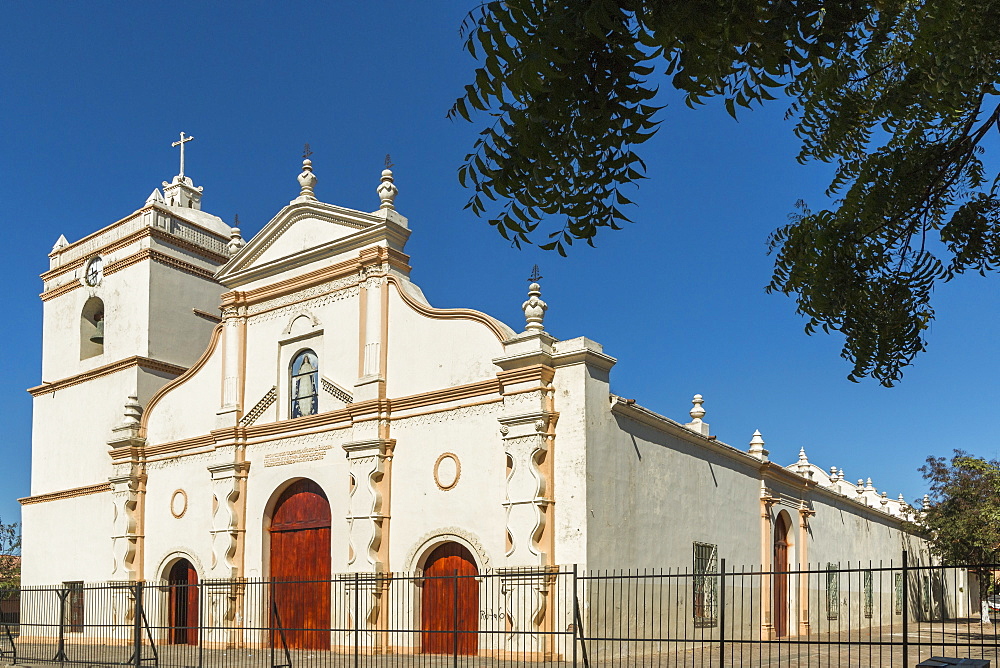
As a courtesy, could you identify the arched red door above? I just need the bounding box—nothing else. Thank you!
[421,542,479,655]
[168,559,198,645]
[773,513,790,638]
[269,479,331,650]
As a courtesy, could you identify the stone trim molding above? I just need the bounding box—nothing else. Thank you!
[433,453,462,491]
[50,204,228,261]
[240,386,278,427]
[139,325,223,438]
[386,276,514,343]
[41,225,228,284]
[404,527,491,573]
[192,308,222,323]
[28,356,188,397]
[105,249,217,281]
[19,482,112,505]
[170,489,188,518]
[43,247,219,301]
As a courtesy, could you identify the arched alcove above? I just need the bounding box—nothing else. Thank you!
[80,296,105,359]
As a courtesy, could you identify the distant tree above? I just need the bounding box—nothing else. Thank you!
[0,518,19,591]
[912,451,1000,623]
[452,0,1000,386]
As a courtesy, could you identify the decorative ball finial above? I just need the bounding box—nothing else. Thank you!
[748,429,768,461]
[228,214,246,255]
[880,492,888,507]
[689,394,706,422]
[522,267,548,332]
[377,156,398,210]
[297,146,317,201]
[865,477,874,491]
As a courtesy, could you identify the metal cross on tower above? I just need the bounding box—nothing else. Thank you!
[171,132,194,178]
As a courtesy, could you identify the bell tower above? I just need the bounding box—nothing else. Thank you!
[22,135,239,583]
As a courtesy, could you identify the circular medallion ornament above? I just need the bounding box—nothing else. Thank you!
[433,453,461,491]
[170,489,188,518]
[84,256,104,287]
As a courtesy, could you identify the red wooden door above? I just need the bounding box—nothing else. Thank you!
[168,559,198,645]
[269,479,331,650]
[773,513,789,638]
[421,543,478,655]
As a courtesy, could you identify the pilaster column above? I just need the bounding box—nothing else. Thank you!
[108,396,146,582]
[343,437,394,652]
[760,486,779,640]
[206,461,250,579]
[798,504,815,635]
[110,465,146,582]
[499,567,556,659]
[218,298,247,426]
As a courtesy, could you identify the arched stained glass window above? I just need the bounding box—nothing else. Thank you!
[290,350,319,418]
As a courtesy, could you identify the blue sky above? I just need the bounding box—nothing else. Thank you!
[2,2,997,532]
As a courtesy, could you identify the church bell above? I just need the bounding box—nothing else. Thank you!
[90,316,104,344]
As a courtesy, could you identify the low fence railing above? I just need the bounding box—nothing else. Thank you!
[1,555,997,667]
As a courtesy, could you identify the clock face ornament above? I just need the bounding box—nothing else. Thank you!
[84,256,103,286]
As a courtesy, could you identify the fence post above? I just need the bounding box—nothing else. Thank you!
[453,569,459,668]
[572,567,590,668]
[902,550,909,668]
[54,587,67,663]
[133,581,144,668]
[353,572,359,668]
[719,558,727,663]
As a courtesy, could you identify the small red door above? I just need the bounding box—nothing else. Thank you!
[269,479,331,650]
[773,513,789,638]
[421,543,479,655]
[168,559,198,645]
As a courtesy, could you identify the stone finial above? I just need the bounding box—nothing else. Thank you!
[296,157,317,201]
[51,234,69,254]
[829,466,838,481]
[228,215,246,255]
[377,168,398,210]
[923,494,931,508]
[145,188,165,205]
[838,467,845,480]
[865,477,874,491]
[748,429,769,461]
[522,279,548,332]
[795,447,813,478]
[898,493,906,504]
[856,480,865,498]
[684,394,710,437]
[690,394,706,421]
[123,395,143,427]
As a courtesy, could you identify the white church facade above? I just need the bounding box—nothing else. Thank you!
[21,141,941,645]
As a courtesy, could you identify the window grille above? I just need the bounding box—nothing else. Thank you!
[864,570,874,618]
[894,572,903,614]
[826,563,840,620]
[62,581,84,633]
[693,542,718,627]
[290,350,319,418]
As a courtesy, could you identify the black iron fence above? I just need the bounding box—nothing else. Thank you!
[1,556,997,667]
